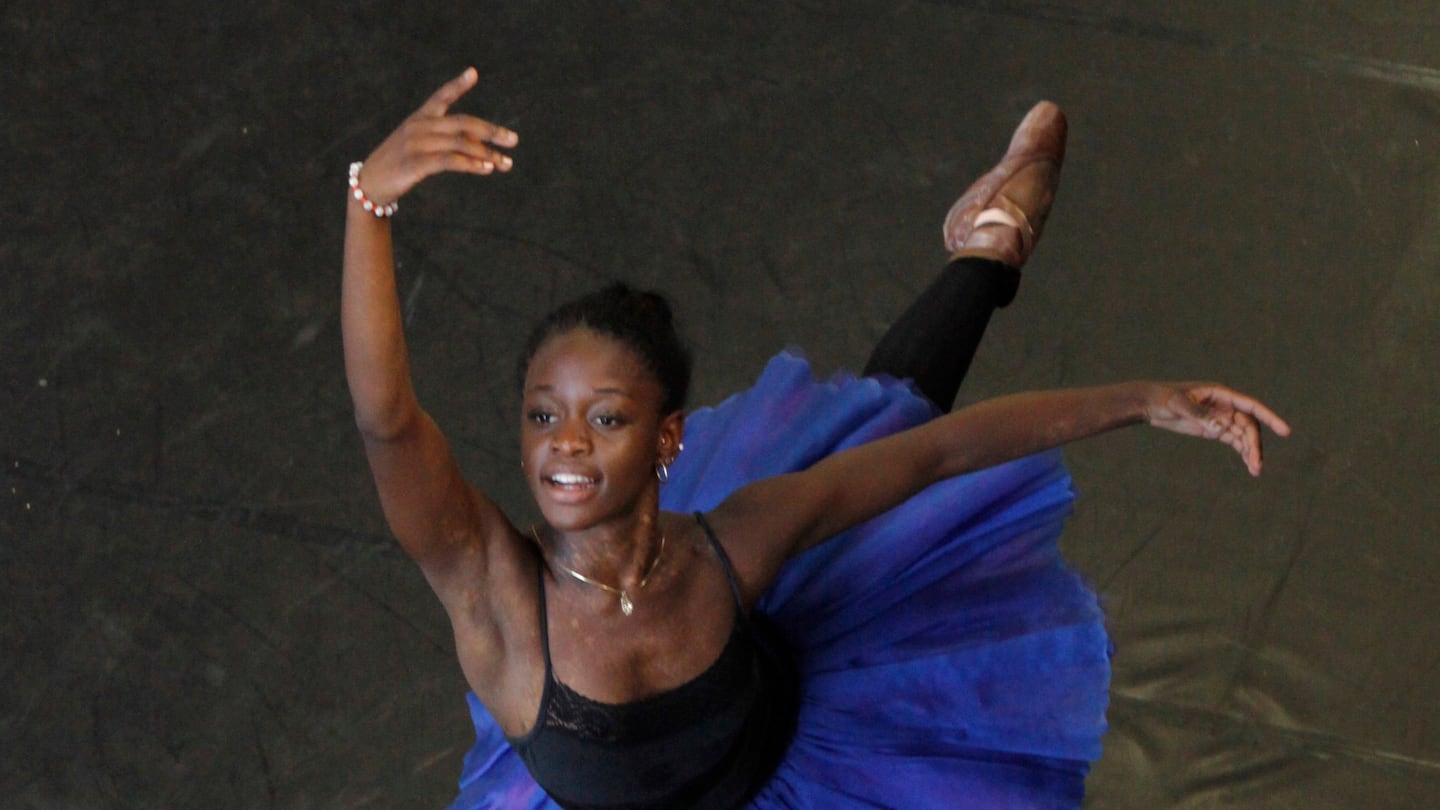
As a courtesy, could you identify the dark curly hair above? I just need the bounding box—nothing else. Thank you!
[518,283,692,414]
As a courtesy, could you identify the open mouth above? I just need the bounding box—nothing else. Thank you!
[541,471,600,502]
[546,472,598,488]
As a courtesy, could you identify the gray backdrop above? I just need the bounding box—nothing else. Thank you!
[5,1,1438,807]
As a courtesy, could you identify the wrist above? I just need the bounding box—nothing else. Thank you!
[347,194,394,227]
[1126,381,1162,426]
[348,161,399,218]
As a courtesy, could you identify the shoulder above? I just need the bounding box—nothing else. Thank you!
[687,502,798,608]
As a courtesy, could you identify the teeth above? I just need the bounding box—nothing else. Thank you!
[550,473,594,485]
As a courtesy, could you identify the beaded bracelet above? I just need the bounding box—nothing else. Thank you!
[348,161,398,218]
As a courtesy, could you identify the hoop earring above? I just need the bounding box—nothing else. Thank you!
[655,461,670,484]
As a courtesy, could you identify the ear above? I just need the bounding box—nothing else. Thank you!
[657,410,686,464]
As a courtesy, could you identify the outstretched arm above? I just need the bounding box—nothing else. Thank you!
[712,380,1289,597]
[342,68,519,597]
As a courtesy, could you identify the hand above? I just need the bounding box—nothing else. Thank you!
[1144,383,1291,476]
[353,67,519,206]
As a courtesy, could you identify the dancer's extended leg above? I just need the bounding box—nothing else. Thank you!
[863,102,1067,412]
[862,257,1019,413]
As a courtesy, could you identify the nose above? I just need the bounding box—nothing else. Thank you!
[550,417,592,455]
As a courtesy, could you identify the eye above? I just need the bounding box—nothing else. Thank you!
[527,409,557,426]
[592,412,625,428]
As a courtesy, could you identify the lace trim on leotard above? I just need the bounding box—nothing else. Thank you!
[542,622,749,742]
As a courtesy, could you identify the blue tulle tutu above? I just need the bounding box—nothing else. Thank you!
[448,351,1110,809]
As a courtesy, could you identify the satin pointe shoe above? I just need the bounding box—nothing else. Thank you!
[942,101,1067,269]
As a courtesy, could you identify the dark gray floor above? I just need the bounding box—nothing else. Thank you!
[5,1,1439,807]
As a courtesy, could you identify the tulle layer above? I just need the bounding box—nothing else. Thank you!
[448,351,1110,810]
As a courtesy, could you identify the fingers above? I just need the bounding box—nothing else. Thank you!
[415,70,520,148]
[1244,398,1290,438]
[431,115,519,149]
[353,68,519,206]
[1229,410,1263,476]
[405,72,519,178]
[420,67,480,118]
[408,128,515,174]
[1221,391,1289,438]
[1182,386,1274,476]
[1192,385,1291,438]
[1157,382,1287,477]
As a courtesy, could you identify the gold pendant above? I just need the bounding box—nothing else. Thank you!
[619,592,634,616]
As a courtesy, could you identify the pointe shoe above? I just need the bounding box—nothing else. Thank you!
[942,101,1067,268]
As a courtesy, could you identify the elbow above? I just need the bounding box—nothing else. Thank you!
[347,372,422,440]
[353,398,419,441]
[929,436,973,481]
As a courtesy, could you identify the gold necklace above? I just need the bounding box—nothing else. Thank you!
[530,525,666,616]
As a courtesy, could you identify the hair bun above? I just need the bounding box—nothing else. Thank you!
[518,282,693,413]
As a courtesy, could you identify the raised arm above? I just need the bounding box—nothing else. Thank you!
[712,380,1289,594]
[342,68,519,597]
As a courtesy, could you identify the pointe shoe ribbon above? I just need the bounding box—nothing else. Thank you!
[943,101,1067,268]
[971,205,1035,260]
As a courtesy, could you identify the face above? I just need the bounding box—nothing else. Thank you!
[521,328,683,530]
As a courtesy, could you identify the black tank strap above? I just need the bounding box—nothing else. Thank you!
[693,512,748,615]
[505,558,556,746]
[535,563,554,675]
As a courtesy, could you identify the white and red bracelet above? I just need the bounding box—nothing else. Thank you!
[348,161,398,218]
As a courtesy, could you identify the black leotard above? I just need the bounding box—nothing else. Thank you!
[508,513,799,810]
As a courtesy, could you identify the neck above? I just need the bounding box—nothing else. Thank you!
[542,497,665,589]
